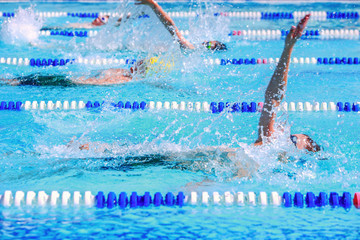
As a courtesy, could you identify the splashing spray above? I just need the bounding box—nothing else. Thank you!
[0,7,43,45]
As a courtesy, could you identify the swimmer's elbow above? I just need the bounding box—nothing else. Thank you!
[254,139,263,146]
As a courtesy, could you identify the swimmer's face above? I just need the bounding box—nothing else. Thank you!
[92,15,109,26]
[130,60,146,76]
[291,134,321,152]
[202,41,227,51]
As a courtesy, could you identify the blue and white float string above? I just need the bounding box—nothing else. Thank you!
[1,56,360,67]
[1,190,359,209]
[0,101,359,113]
[1,11,359,21]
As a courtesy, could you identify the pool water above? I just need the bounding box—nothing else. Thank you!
[0,1,360,238]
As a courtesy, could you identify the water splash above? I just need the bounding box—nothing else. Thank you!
[0,7,43,45]
[187,3,231,45]
[86,2,175,53]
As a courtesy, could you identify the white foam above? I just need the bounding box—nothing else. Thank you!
[0,7,43,45]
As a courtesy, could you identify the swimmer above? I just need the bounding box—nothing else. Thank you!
[254,14,321,153]
[41,13,131,30]
[1,60,146,86]
[135,0,227,51]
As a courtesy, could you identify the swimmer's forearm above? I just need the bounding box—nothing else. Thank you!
[265,45,293,103]
[256,46,293,141]
[265,14,310,104]
[148,1,194,49]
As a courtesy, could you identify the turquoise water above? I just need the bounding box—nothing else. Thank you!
[1,1,360,239]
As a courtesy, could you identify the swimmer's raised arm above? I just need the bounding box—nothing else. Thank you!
[255,14,310,144]
[135,0,195,50]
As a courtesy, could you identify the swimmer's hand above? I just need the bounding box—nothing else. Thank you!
[79,143,89,150]
[285,14,310,48]
[67,136,90,150]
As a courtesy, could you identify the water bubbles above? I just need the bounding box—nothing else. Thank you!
[0,7,43,45]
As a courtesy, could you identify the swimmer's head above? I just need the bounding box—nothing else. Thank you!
[290,134,321,152]
[202,41,227,51]
[92,15,110,26]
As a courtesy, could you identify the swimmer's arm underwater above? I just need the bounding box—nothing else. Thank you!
[2,59,149,86]
[1,68,135,86]
[41,15,110,31]
[255,14,310,145]
[136,0,195,50]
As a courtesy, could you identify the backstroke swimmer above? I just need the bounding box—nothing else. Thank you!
[135,0,227,51]
[41,13,132,30]
[1,60,147,86]
[254,14,320,153]
[76,15,320,178]
[43,0,228,51]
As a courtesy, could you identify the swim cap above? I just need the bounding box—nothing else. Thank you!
[202,41,227,51]
[145,56,174,75]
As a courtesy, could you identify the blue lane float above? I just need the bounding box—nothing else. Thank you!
[50,30,88,37]
[1,12,15,17]
[317,57,359,65]
[100,191,182,209]
[0,101,22,111]
[29,58,75,67]
[261,12,294,19]
[67,12,99,18]
[283,192,292,207]
[280,29,320,37]
[91,191,354,209]
[210,101,257,113]
[327,11,359,19]
[294,192,304,208]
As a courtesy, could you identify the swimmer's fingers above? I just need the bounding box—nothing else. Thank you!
[294,14,310,39]
[285,26,296,46]
[289,26,296,39]
[79,143,89,150]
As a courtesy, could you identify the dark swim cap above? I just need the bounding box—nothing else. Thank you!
[203,41,227,51]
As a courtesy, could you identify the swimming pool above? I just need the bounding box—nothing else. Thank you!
[0,0,360,238]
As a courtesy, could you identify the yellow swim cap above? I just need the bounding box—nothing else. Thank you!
[146,56,174,75]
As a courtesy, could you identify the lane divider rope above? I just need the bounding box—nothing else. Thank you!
[1,101,359,112]
[219,57,360,65]
[37,29,360,40]
[1,57,360,67]
[1,11,358,20]
[229,29,360,40]
[38,30,189,37]
[0,11,144,18]
[1,190,358,209]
